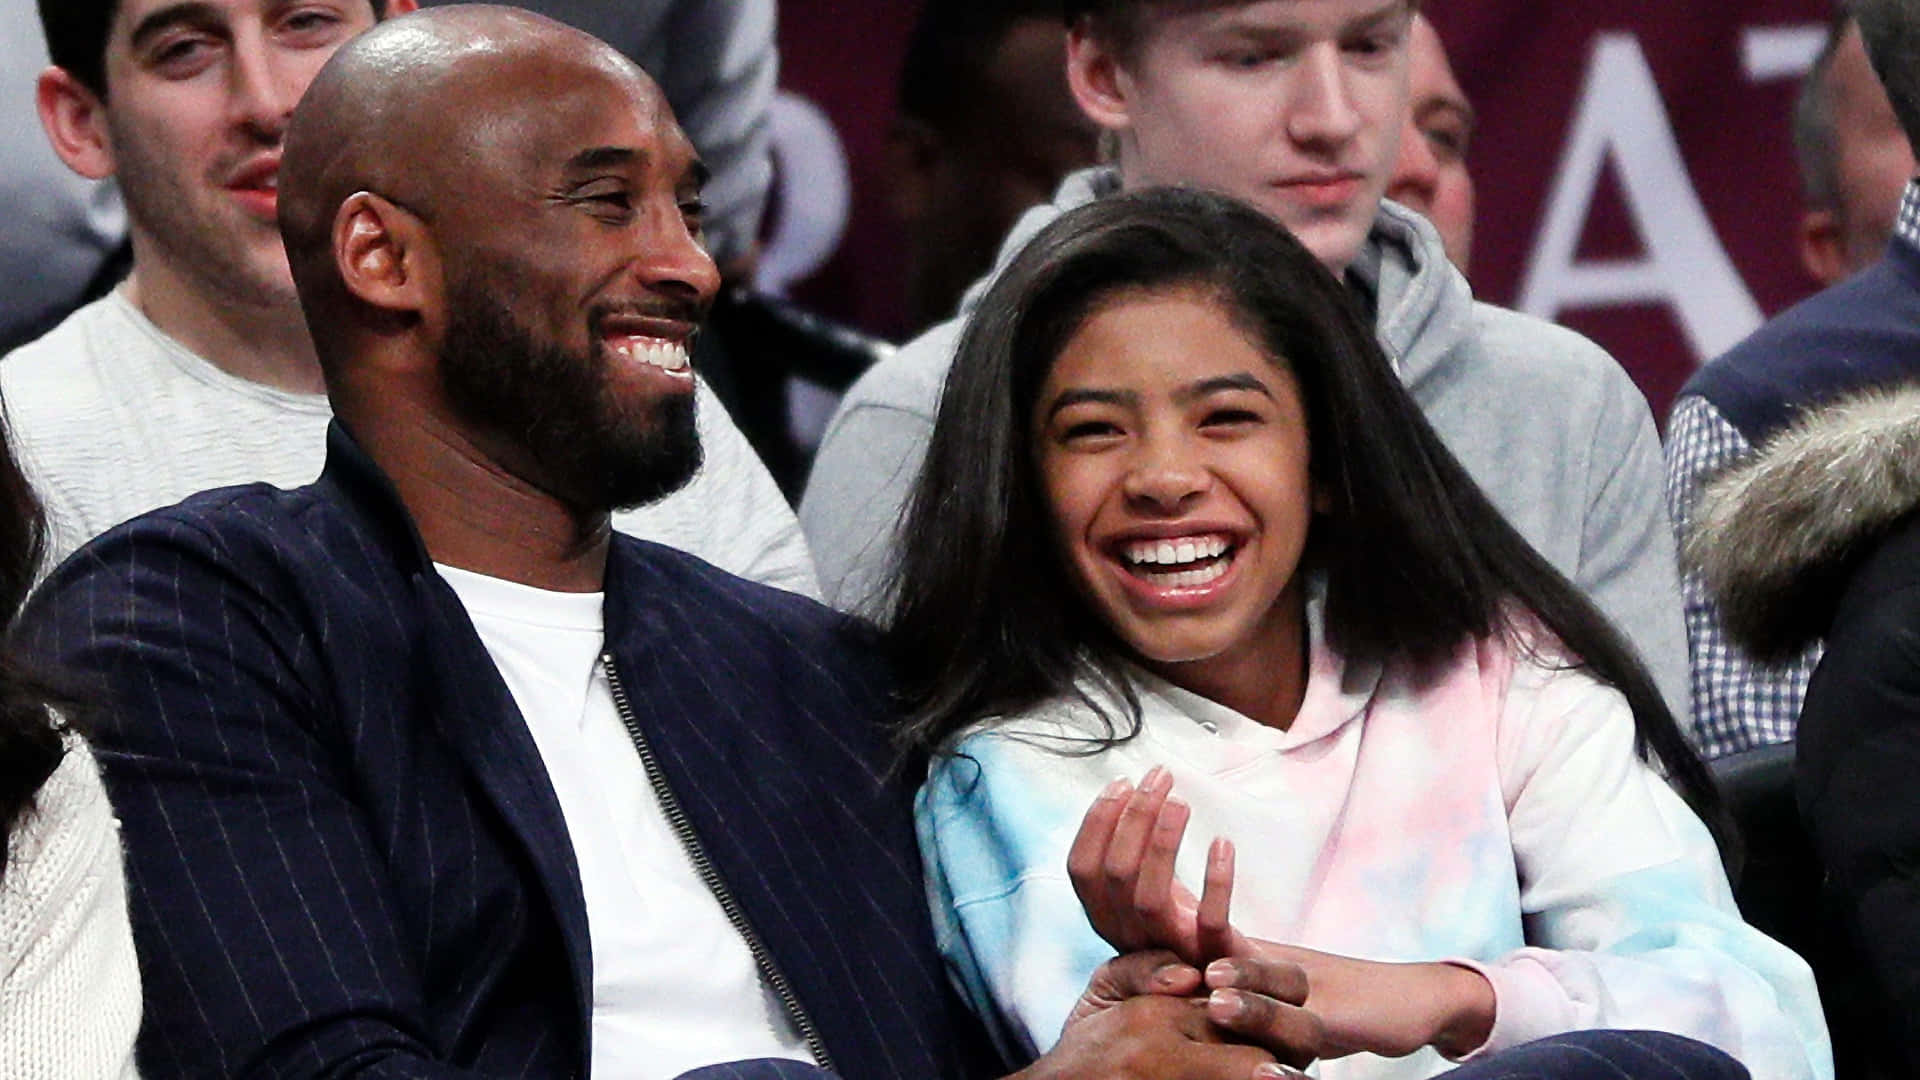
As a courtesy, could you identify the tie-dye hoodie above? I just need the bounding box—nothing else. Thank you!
[915,614,1831,1079]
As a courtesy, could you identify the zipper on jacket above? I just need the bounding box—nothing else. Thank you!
[599,651,836,1073]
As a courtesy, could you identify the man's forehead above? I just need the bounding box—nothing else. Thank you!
[456,63,699,187]
[112,0,371,41]
[1146,0,1412,36]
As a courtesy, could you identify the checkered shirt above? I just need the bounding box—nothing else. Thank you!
[1665,395,1820,759]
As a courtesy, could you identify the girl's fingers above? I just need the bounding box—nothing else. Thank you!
[1069,776,1133,892]
[1196,836,1239,961]
[1132,794,1191,945]
[1103,768,1175,949]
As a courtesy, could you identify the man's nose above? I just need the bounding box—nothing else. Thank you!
[631,204,722,305]
[1285,46,1363,149]
[227,34,300,137]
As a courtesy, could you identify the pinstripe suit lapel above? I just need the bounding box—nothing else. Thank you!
[414,555,598,1050]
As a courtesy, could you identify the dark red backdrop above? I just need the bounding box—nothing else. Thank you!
[771,1,1837,422]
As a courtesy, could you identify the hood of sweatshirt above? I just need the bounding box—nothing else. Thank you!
[964,167,1478,395]
[1685,385,1920,659]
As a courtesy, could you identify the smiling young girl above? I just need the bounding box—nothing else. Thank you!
[887,188,1829,1080]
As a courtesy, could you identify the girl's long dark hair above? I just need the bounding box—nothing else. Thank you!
[0,410,68,885]
[886,185,1724,838]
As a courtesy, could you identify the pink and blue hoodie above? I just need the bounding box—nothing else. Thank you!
[916,614,1831,1079]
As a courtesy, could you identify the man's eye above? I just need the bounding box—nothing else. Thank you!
[281,8,343,38]
[1346,34,1395,59]
[148,35,218,75]
[1218,49,1278,70]
[571,184,633,214]
[1423,125,1469,161]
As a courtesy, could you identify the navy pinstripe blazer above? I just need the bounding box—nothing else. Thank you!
[23,424,989,1079]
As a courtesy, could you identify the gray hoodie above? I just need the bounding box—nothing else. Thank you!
[800,168,1687,719]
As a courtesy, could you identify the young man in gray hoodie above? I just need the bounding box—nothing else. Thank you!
[799,0,1688,719]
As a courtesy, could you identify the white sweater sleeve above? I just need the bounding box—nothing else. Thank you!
[0,741,141,1079]
[1471,660,1831,1078]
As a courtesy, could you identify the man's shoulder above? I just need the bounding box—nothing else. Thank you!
[1434,300,1642,411]
[1,295,127,406]
[1463,301,1621,375]
[47,479,360,596]
[1682,258,1920,437]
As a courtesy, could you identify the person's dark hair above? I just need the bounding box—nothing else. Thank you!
[886,185,1725,839]
[1852,0,1920,153]
[0,411,70,886]
[1794,11,1860,210]
[900,0,1066,134]
[36,0,389,100]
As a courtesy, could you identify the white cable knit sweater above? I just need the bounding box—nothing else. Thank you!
[0,737,140,1078]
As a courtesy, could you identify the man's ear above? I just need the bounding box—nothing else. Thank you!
[1797,208,1847,288]
[335,192,439,318]
[36,66,114,180]
[1065,23,1133,133]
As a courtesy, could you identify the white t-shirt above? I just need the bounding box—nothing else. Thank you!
[1,290,821,598]
[440,563,811,1078]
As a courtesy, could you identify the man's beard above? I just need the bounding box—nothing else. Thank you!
[438,276,702,514]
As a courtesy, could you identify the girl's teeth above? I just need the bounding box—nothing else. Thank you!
[1126,535,1231,566]
[1138,559,1229,588]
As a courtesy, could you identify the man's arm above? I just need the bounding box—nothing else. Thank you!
[20,517,489,1078]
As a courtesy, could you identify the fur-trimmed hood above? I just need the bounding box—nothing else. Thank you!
[1686,384,1920,659]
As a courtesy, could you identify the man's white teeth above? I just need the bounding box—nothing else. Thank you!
[1125,535,1228,567]
[616,338,691,373]
[261,175,277,190]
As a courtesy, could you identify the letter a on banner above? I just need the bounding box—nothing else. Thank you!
[1517,33,1762,364]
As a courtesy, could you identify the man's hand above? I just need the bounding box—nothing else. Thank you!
[1016,995,1303,1080]
[1059,950,1323,1073]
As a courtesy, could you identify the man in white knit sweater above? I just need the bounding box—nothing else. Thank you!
[7,0,818,596]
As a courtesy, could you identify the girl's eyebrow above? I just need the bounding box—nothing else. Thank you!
[1043,387,1137,422]
[1176,373,1274,404]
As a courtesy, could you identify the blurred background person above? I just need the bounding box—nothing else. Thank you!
[1386,12,1476,273]
[886,0,1100,337]
[1793,9,1916,288]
